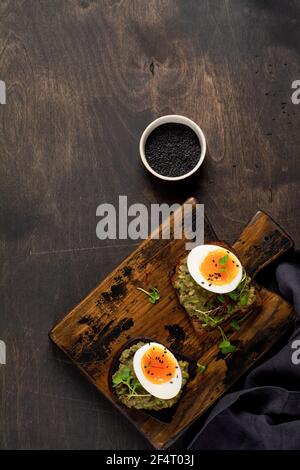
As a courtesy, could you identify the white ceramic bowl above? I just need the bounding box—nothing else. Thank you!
[139,114,206,181]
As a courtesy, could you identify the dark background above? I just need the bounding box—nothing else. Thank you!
[0,0,299,449]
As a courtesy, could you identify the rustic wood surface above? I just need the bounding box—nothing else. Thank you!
[1,0,300,450]
[49,203,294,449]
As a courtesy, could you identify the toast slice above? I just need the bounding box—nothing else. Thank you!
[171,243,261,337]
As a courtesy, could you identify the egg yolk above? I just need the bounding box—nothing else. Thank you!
[141,346,177,384]
[200,249,240,286]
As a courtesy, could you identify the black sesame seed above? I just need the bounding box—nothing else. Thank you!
[144,123,202,178]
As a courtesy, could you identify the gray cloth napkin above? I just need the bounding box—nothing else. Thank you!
[189,251,300,450]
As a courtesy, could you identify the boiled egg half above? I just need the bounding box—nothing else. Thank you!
[133,342,182,400]
[187,244,243,294]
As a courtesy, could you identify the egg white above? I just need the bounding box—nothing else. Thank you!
[187,244,243,294]
[133,342,182,400]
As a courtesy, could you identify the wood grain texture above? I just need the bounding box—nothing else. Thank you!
[1,0,300,450]
[50,203,294,449]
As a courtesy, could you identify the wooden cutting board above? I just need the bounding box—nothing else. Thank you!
[49,198,295,449]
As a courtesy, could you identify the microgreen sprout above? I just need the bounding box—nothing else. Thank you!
[197,363,208,374]
[137,287,160,304]
[218,254,229,273]
[218,326,237,355]
[230,319,240,331]
[112,367,150,399]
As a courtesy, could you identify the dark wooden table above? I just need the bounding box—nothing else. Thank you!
[0,0,299,450]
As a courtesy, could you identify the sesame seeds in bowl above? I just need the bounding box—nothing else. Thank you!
[139,115,206,181]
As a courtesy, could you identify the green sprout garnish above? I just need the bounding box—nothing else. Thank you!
[112,367,150,399]
[137,287,160,304]
[195,310,236,356]
[197,363,208,374]
[218,254,229,273]
[218,326,237,355]
[230,319,240,331]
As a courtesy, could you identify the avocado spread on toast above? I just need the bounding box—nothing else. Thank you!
[112,342,189,410]
[174,258,256,327]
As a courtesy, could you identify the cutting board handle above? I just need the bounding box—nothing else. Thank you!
[233,210,294,277]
